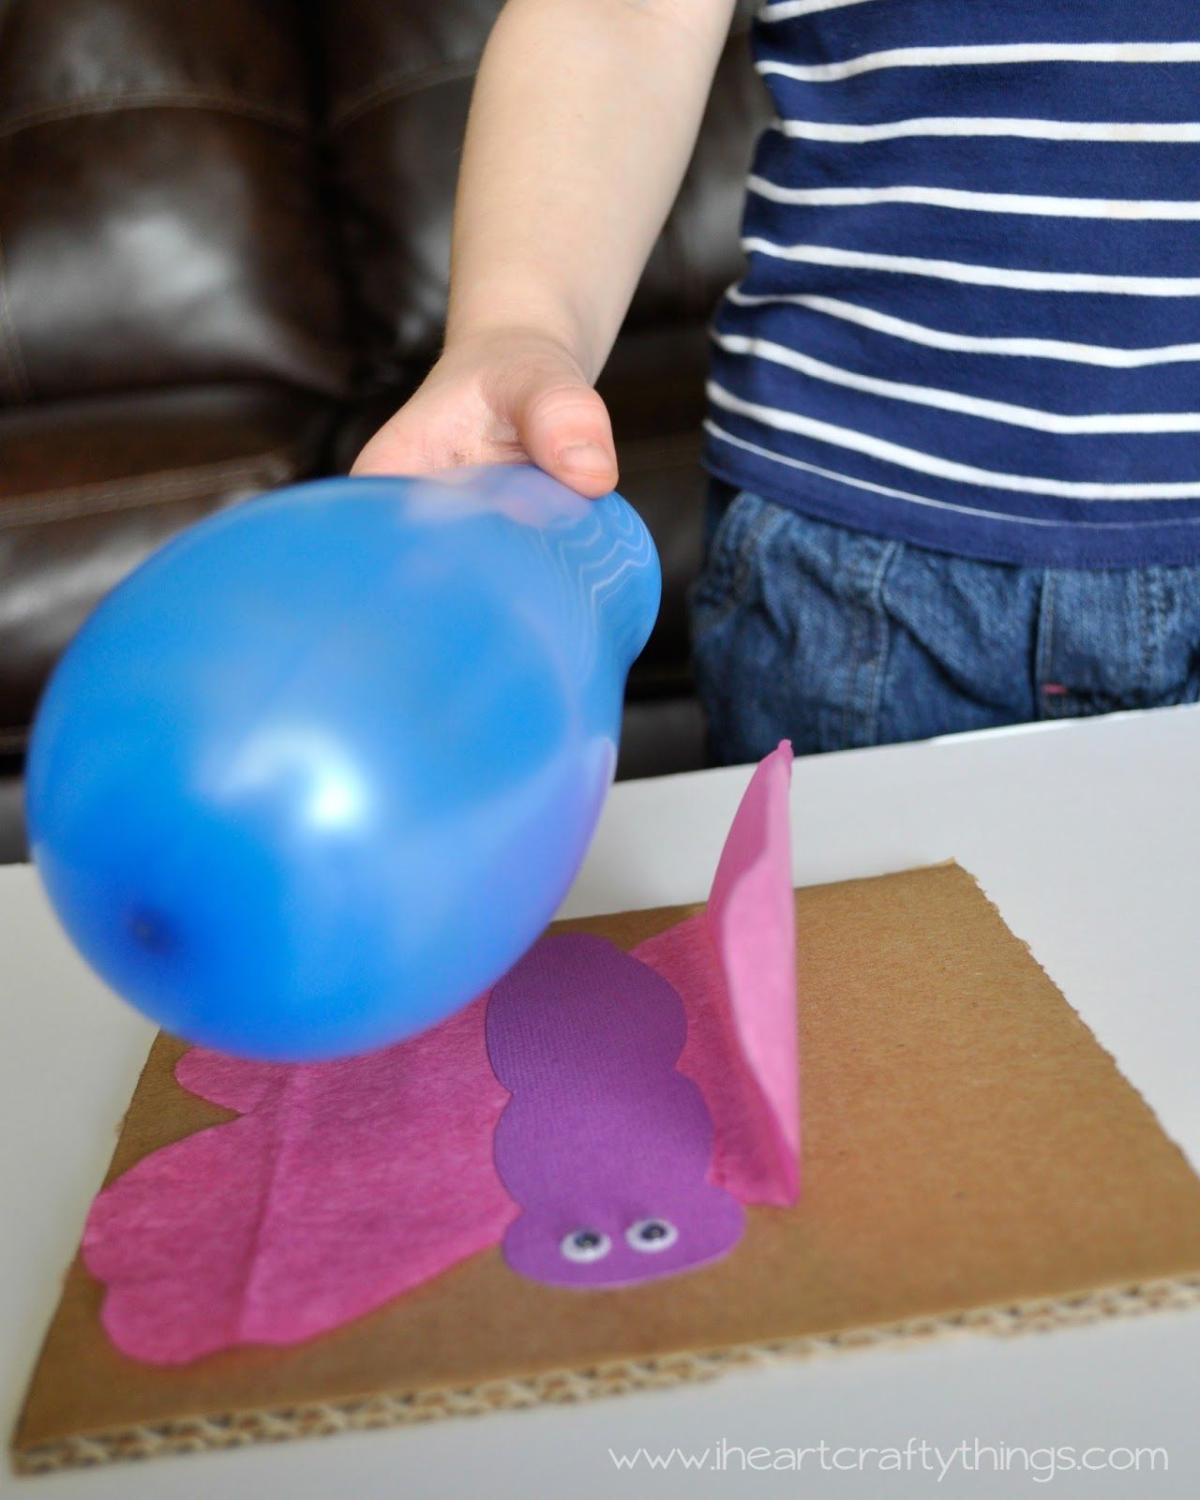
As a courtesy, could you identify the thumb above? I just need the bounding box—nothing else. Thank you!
[502,365,619,498]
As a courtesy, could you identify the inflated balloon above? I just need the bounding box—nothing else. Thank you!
[26,466,660,1061]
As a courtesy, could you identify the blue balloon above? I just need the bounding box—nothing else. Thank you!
[25,466,660,1061]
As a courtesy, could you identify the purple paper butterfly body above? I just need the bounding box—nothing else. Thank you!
[487,934,745,1286]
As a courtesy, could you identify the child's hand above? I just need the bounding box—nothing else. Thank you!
[351,328,618,499]
[351,0,733,497]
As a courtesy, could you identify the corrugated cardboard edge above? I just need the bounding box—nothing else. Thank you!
[14,1274,1200,1475]
[15,862,1200,1477]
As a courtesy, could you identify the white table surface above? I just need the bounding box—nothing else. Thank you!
[3,705,1199,1498]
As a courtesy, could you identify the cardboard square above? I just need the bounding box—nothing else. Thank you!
[12,864,1200,1473]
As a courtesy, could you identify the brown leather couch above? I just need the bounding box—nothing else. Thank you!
[0,0,768,862]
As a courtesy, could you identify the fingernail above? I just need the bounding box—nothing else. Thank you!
[558,442,610,473]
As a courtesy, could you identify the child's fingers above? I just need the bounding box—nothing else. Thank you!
[504,370,618,499]
[350,340,619,497]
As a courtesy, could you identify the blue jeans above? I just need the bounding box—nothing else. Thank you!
[691,487,1200,764]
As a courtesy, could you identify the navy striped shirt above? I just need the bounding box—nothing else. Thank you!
[704,0,1200,566]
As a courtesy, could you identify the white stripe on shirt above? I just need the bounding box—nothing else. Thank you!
[743,236,1200,295]
[758,43,1200,84]
[712,330,1200,433]
[704,419,1197,529]
[761,0,882,21]
[706,381,1200,498]
[772,117,1200,144]
[746,174,1200,220]
[723,286,1200,366]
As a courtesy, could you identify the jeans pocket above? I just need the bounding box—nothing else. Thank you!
[690,489,777,637]
[691,492,907,762]
[1035,563,1200,717]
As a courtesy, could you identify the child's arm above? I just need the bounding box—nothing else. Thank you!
[352,0,737,495]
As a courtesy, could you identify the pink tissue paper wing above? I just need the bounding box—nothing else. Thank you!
[635,740,798,1206]
[81,998,513,1364]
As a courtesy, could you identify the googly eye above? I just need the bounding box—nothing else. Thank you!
[626,1218,679,1254]
[560,1228,611,1264]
